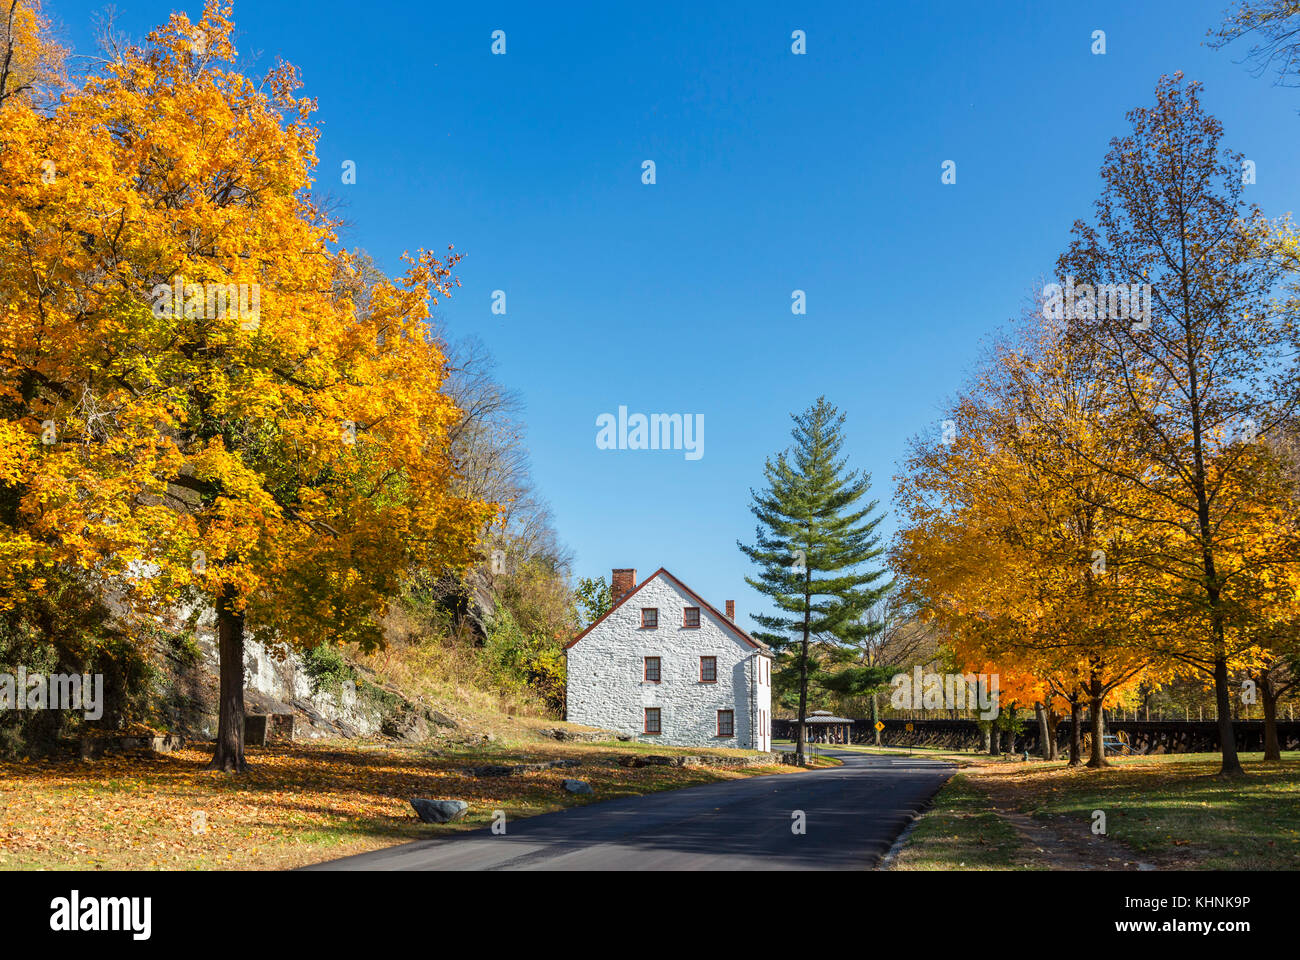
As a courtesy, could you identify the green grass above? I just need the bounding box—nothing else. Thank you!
[892,752,1300,870]
[1006,753,1300,869]
[888,774,1026,870]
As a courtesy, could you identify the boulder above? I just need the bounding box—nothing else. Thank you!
[410,799,469,824]
[562,779,593,795]
[382,707,430,743]
[429,711,458,730]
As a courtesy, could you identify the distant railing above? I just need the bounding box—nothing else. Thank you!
[771,717,1300,753]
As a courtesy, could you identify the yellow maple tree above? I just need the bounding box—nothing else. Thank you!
[0,2,494,771]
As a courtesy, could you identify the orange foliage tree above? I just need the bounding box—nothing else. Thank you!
[1057,75,1300,776]
[894,314,1159,767]
[0,2,493,770]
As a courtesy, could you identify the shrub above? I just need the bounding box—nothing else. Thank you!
[301,642,356,696]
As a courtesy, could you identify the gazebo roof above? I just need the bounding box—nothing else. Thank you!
[802,711,854,724]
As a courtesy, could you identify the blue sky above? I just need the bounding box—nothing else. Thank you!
[50,0,1300,633]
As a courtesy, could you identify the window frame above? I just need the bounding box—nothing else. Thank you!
[700,656,717,683]
[644,707,662,735]
[643,656,661,683]
[683,606,701,628]
[716,709,735,738]
[640,608,658,629]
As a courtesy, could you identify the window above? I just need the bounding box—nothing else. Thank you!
[641,608,658,629]
[644,707,661,734]
[717,710,734,737]
[700,656,717,682]
[644,656,661,682]
[683,607,700,628]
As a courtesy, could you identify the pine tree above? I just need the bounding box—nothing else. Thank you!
[738,397,891,764]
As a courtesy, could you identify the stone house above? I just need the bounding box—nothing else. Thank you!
[565,568,773,750]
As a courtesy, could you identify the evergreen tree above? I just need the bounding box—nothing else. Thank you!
[739,397,891,764]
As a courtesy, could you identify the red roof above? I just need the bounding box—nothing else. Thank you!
[565,567,771,654]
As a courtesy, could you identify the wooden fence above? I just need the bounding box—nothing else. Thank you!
[771,717,1300,753]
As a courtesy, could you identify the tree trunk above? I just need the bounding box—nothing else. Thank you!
[208,586,247,772]
[1211,654,1243,776]
[1260,672,1281,763]
[1087,692,1106,768]
[989,724,1000,755]
[1068,699,1083,766]
[794,650,807,765]
[871,692,881,746]
[1036,701,1051,760]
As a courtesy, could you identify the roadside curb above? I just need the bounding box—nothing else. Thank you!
[874,767,955,870]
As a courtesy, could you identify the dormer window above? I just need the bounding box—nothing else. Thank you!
[641,608,658,629]
[683,607,700,628]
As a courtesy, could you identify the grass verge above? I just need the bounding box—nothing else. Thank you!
[889,752,1300,870]
[887,773,1025,870]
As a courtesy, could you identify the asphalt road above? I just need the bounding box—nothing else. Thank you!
[305,749,953,871]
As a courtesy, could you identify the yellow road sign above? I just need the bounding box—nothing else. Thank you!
[905,723,914,732]
[874,721,885,731]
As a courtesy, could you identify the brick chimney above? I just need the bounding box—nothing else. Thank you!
[725,600,735,621]
[611,568,637,605]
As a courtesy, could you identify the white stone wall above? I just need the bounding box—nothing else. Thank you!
[566,573,772,749]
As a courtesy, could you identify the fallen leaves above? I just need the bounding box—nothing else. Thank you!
[0,739,786,870]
